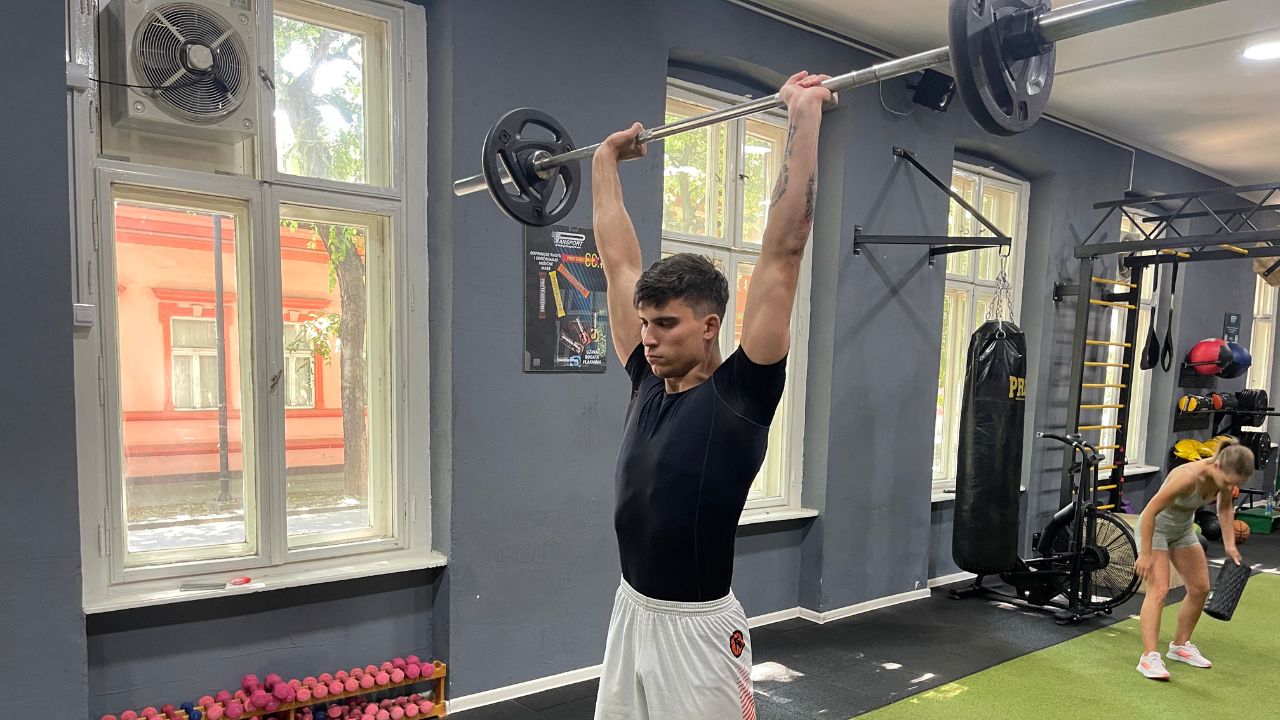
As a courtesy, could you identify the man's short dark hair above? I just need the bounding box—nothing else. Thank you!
[633,253,729,319]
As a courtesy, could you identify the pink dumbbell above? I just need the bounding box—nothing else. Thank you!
[327,706,343,719]
[297,687,312,703]
[405,664,421,680]
[406,655,421,666]
[206,706,224,720]
[405,703,418,717]
[312,683,329,699]
[359,674,375,690]
[121,712,139,720]
[376,711,390,720]
[390,668,405,683]
[250,689,270,708]
[344,677,359,693]
[375,672,390,686]
[225,701,244,720]
[365,665,378,675]
[329,680,344,695]
[141,708,158,718]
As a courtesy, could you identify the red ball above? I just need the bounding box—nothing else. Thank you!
[375,672,390,686]
[1187,338,1230,375]
[359,674,375,690]
[345,678,359,693]
[297,687,312,703]
[390,669,405,683]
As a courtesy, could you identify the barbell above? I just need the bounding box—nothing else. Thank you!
[454,0,1230,227]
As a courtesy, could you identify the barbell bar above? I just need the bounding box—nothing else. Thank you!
[454,0,1230,226]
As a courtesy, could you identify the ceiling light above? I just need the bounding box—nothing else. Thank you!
[1244,41,1280,61]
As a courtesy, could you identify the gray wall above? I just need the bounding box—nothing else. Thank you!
[8,1,1277,716]
[0,2,89,719]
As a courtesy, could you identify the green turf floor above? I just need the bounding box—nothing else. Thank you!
[860,573,1277,720]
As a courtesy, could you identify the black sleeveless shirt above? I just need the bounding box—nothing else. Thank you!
[614,344,787,602]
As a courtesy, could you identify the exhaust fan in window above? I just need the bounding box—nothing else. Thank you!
[102,0,259,141]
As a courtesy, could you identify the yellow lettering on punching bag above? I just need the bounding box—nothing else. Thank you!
[1009,376,1026,400]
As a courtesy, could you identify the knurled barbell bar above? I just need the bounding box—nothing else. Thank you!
[454,0,1230,226]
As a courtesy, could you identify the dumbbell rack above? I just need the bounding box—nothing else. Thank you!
[101,662,448,720]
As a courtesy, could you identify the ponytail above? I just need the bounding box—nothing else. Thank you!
[1214,436,1254,478]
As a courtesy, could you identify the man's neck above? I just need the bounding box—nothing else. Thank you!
[663,347,723,394]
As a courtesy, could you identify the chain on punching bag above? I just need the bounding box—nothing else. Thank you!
[952,251,1026,574]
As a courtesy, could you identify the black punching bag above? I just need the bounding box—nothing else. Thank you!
[952,319,1026,574]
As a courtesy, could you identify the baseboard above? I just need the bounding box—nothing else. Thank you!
[447,664,603,714]
[927,571,976,588]
[797,588,931,624]
[447,590,932,712]
[748,606,801,628]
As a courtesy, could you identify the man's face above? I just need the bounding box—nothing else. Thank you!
[637,299,719,379]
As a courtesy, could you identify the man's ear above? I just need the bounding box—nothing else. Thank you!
[704,313,722,341]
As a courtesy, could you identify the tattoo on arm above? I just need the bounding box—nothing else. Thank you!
[770,123,799,205]
[803,173,816,223]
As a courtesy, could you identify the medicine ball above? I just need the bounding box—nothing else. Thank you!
[1178,394,1211,413]
[1186,338,1230,375]
[1219,342,1252,379]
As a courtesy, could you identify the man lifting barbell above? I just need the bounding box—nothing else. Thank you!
[589,71,833,720]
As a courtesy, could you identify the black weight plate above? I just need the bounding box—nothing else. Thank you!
[949,0,1055,136]
[481,108,581,227]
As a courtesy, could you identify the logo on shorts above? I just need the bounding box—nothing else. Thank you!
[729,630,746,658]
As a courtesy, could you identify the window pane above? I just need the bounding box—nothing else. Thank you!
[663,96,727,240]
[279,207,389,545]
[741,118,787,246]
[1247,319,1273,392]
[976,185,1017,282]
[274,2,388,185]
[946,173,978,276]
[112,196,250,558]
[1256,276,1276,318]
[935,288,969,479]
[734,261,755,346]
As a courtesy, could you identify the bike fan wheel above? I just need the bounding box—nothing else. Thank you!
[1049,509,1140,610]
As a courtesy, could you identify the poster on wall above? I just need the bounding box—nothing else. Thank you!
[1223,312,1241,343]
[524,225,609,373]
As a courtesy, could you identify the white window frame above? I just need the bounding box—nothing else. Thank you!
[282,321,317,410]
[933,163,1029,491]
[661,79,812,518]
[171,317,222,411]
[67,0,438,613]
[1246,275,1277,431]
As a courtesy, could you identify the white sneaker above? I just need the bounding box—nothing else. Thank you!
[1167,641,1212,668]
[1137,651,1171,680]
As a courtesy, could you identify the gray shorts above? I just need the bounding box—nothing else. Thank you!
[1138,513,1200,551]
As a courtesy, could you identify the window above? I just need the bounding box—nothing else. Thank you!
[171,318,222,411]
[1246,276,1277,430]
[933,165,1028,486]
[72,0,431,608]
[661,80,810,513]
[1100,214,1158,464]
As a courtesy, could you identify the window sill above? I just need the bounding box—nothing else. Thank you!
[739,507,819,526]
[84,549,448,614]
[931,481,1027,504]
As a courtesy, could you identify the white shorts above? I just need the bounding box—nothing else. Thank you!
[594,578,757,720]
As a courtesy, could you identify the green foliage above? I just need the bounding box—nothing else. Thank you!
[287,312,343,374]
[273,15,366,184]
[662,114,726,237]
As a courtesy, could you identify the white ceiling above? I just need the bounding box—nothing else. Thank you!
[745,0,1280,190]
